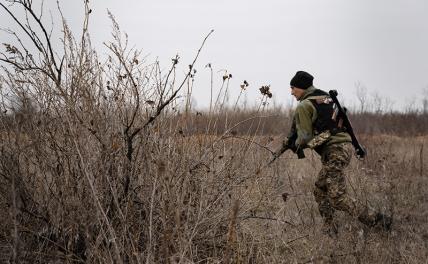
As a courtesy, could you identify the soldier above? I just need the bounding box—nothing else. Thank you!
[280,71,391,235]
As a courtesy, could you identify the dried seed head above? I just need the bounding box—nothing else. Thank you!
[240,80,249,90]
[259,85,273,98]
[282,192,289,202]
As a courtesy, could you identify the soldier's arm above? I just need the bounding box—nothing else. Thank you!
[294,101,316,147]
[271,117,305,160]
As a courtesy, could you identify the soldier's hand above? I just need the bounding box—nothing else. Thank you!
[284,138,292,148]
[284,139,298,153]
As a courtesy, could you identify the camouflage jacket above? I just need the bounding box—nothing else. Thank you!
[293,86,351,153]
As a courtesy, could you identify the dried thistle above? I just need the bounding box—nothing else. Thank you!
[282,192,289,202]
[240,80,249,90]
[190,68,197,78]
[172,56,179,65]
[3,43,18,54]
[259,85,272,98]
[223,72,233,81]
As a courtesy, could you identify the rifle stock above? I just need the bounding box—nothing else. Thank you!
[329,90,366,159]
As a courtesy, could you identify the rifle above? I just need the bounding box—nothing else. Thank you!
[329,90,366,159]
[268,119,305,166]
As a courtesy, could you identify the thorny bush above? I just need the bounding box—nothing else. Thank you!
[0,1,279,263]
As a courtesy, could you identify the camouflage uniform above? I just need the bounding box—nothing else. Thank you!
[314,142,377,226]
[292,86,382,229]
[315,142,355,223]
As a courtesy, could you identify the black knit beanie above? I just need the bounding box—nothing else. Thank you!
[290,71,314,89]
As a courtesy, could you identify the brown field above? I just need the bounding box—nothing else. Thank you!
[1,2,427,262]
[0,122,427,263]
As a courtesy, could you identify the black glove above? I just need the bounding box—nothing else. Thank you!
[284,138,298,153]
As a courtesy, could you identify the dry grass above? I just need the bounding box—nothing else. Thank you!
[0,2,427,263]
[0,126,427,263]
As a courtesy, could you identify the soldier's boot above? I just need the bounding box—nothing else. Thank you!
[374,212,392,231]
[358,214,375,227]
[358,211,392,231]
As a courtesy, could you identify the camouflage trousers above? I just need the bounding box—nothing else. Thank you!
[314,143,376,226]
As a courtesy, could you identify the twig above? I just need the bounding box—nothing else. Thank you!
[240,215,296,227]
[139,29,214,132]
[222,135,274,155]
[286,234,309,244]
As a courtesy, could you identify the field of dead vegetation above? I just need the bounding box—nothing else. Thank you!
[0,125,427,263]
[1,2,427,262]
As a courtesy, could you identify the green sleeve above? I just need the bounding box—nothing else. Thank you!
[294,100,316,147]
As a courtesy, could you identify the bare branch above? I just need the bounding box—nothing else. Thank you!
[139,30,214,133]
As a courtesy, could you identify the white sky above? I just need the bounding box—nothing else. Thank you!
[2,0,428,111]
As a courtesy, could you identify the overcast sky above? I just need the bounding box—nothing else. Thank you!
[2,0,428,111]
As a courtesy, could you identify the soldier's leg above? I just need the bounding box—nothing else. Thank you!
[326,166,359,216]
[328,172,389,228]
[320,143,392,230]
[323,143,382,226]
[322,143,360,217]
[314,167,335,224]
[314,168,339,236]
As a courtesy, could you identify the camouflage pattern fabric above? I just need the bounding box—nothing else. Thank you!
[307,130,331,149]
[314,142,377,226]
